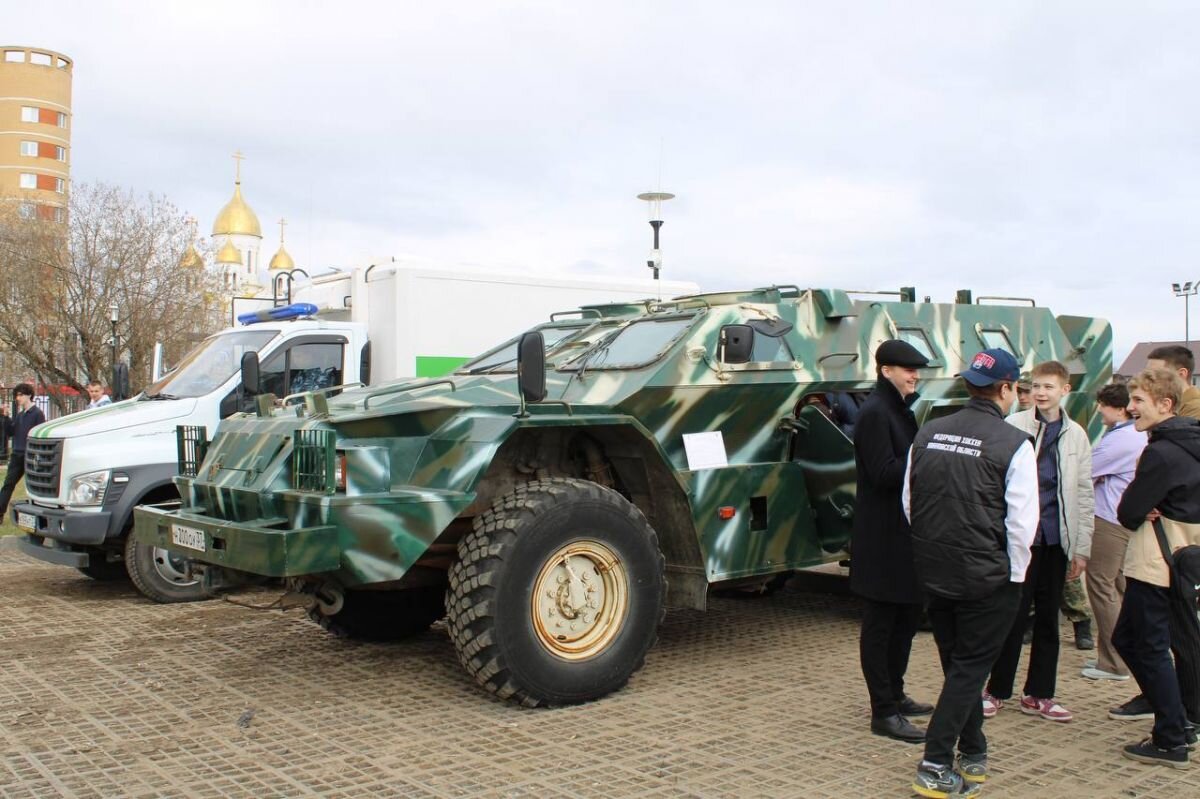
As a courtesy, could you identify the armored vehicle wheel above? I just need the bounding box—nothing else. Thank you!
[124,535,209,603]
[446,478,666,707]
[77,550,128,582]
[307,586,445,642]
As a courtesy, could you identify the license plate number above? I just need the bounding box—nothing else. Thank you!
[16,512,35,531]
[171,524,206,552]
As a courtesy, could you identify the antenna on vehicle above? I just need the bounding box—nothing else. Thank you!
[637,190,674,299]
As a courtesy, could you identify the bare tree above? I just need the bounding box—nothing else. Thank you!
[0,183,224,406]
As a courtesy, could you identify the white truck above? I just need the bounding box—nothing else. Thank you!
[14,261,696,602]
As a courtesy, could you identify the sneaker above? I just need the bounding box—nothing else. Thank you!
[912,762,983,798]
[1187,722,1197,751]
[1122,738,1190,769]
[981,692,1003,719]
[1084,658,1097,669]
[1081,667,1130,681]
[957,752,988,784]
[1020,695,1073,722]
[1109,695,1155,721]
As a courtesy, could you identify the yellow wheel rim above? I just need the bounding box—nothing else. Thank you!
[531,539,629,660]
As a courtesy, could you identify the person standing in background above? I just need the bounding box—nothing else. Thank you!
[851,340,933,744]
[0,383,46,519]
[1082,383,1146,681]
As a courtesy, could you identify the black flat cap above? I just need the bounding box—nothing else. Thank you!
[875,339,930,368]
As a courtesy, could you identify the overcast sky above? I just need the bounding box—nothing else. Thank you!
[8,1,1200,363]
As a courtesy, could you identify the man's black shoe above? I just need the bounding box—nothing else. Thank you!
[1074,620,1095,650]
[1109,695,1155,721]
[1121,738,1189,769]
[900,695,935,717]
[871,713,925,743]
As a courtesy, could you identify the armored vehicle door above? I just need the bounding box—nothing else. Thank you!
[789,403,857,554]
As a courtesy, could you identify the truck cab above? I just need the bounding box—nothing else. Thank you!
[14,311,368,601]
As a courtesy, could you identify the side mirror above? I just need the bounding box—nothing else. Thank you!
[720,324,754,365]
[517,331,546,403]
[241,352,261,395]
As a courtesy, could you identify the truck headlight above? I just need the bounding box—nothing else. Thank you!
[68,470,111,506]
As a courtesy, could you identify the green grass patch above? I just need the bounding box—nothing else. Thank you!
[0,479,28,537]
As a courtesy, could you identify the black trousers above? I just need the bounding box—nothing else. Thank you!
[925,583,1022,766]
[988,544,1066,700]
[1167,589,1200,724]
[860,599,922,718]
[0,451,24,519]
[1113,578,1189,748]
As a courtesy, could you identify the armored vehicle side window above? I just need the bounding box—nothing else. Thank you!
[979,329,1017,356]
[563,317,694,370]
[896,328,936,361]
[259,342,345,397]
[461,325,586,374]
[750,335,792,363]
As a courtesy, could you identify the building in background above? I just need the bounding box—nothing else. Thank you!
[1117,341,1200,385]
[0,45,72,223]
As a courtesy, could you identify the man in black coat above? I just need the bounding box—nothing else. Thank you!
[851,339,934,743]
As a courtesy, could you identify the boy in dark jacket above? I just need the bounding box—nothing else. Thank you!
[1112,367,1200,769]
[851,339,933,743]
[0,383,46,519]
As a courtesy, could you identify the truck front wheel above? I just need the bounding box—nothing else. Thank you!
[124,536,209,603]
[446,478,666,707]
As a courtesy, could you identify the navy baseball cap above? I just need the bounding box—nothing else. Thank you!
[960,348,1021,386]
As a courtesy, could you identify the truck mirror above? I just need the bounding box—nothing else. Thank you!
[241,352,261,395]
[720,325,754,364]
[517,331,546,403]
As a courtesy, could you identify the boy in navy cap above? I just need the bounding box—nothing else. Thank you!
[903,349,1039,797]
[852,339,934,743]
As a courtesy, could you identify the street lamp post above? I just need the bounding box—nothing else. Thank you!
[109,302,118,394]
[1172,280,1199,350]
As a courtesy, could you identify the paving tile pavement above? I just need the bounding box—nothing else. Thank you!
[1,546,1197,798]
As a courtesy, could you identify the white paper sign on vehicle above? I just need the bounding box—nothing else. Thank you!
[683,431,729,471]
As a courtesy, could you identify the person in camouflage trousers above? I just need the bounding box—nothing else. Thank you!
[1061,577,1093,649]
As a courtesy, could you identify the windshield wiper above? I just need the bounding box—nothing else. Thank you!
[469,358,519,375]
[142,392,181,401]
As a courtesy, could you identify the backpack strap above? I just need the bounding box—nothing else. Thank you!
[1153,517,1175,568]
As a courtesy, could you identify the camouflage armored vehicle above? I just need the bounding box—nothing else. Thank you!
[134,286,1111,705]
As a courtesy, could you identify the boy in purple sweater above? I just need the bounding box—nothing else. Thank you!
[1083,383,1146,680]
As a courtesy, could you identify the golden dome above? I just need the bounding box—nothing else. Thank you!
[216,238,242,265]
[269,244,294,271]
[212,183,262,238]
[179,243,205,269]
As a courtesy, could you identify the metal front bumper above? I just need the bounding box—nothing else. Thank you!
[12,501,110,545]
[133,502,340,577]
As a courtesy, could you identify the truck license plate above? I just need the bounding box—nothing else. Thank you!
[16,512,35,531]
[171,524,206,552]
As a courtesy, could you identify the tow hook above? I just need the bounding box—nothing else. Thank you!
[313,583,345,616]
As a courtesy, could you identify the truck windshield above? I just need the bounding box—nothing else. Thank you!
[142,330,279,399]
[459,324,587,374]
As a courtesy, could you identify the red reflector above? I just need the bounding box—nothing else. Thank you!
[717,506,736,520]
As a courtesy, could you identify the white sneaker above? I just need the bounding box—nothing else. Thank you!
[1081,666,1130,681]
[1084,659,1097,669]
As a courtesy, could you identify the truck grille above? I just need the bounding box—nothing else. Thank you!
[24,439,63,497]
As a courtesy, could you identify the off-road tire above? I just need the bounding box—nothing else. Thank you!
[446,478,666,707]
[124,535,209,603]
[307,586,446,642]
[77,549,128,582]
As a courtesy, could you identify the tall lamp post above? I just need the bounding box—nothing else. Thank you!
[636,191,675,287]
[1172,280,1199,350]
[109,302,118,394]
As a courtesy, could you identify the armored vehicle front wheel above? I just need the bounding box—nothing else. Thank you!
[446,478,666,707]
[306,586,446,642]
[124,536,209,604]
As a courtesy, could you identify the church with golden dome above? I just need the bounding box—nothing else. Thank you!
[204,151,296,300]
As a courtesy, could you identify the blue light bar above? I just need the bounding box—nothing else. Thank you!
[238,303,320,325]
